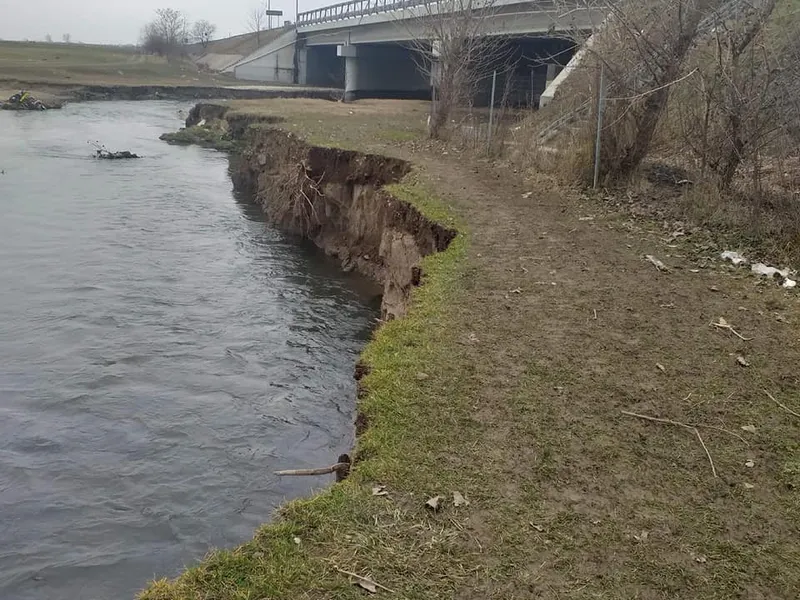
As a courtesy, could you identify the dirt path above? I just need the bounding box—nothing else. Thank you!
[401,148,800,597]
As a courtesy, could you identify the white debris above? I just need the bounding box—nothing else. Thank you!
[721,251,747,266]
[751,263,797,288]
[645,255,669,271]
[751,263,789,278]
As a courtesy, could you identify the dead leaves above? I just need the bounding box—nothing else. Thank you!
[453,491,470,507]
[425,495,442,511]
[426,491,470,511]
[357,578,378,594]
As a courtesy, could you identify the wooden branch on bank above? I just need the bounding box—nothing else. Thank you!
[765,390,800,419]
[621,410,718,478]
[275,462,350,477]
[334,567,396,593]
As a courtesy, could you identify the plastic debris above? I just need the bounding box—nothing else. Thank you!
[751,263,789,278]
[751,263,796,288]
[721,251,747,266]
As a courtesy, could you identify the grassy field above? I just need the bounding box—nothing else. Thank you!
[0,40,234,93]
[142,99,800,599]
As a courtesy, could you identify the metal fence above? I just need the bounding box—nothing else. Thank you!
[297,0,431,26]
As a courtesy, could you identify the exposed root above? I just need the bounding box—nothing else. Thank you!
[274,160,326,235]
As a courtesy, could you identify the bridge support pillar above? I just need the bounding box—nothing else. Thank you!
[338,43,429,102]
[338,44,360,102]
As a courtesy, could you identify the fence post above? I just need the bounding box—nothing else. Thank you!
[592,63,606,189]
[487,69,497,147]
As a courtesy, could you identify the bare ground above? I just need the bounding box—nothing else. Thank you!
[409,153,800,598]
[144,99,800,599]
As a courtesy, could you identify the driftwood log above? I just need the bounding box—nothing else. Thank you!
[275,453,351,481]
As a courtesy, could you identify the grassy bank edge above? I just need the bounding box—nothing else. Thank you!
[139,171,469,598]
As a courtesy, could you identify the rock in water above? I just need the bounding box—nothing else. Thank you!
[95,150,140,160]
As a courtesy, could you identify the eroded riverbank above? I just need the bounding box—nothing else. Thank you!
[144,98,800,600]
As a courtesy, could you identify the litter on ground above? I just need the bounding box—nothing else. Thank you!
[721,251,747,266]
[720,250,796,289]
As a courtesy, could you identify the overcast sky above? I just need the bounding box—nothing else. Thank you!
[0,0,332,44]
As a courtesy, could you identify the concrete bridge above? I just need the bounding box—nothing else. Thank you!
[229,0,603,104]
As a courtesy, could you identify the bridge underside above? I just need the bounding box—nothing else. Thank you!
[298,36,575,105]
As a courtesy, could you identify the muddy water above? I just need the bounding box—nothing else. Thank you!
[0,102,378,599]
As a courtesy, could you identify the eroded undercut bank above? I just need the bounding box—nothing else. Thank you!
[166,103,456,319]
[229,123,456,320]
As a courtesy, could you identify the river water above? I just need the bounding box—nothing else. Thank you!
[0,101,378,599]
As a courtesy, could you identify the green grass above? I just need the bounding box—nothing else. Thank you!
[159,126,237,151]
[140,178,470,599]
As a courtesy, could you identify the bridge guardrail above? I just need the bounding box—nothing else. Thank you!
[297,0,563,27]
[297,0,431,26]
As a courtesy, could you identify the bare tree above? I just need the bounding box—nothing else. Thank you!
[62,33,71,44]
[192,20,217,49]
[536,0,727,183]
[401,0,511,138]
[141,8,188,56]
[44,34,52,43]
[248,3,266,48]
[676,0,792,191]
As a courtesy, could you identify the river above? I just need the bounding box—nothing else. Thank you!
[0,101,378,599]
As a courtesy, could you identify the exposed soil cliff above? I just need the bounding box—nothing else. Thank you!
[229,127,456,319]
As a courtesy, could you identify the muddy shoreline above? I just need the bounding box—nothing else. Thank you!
[1,81,340,104]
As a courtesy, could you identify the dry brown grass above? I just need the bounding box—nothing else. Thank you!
[0,40,236,89]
